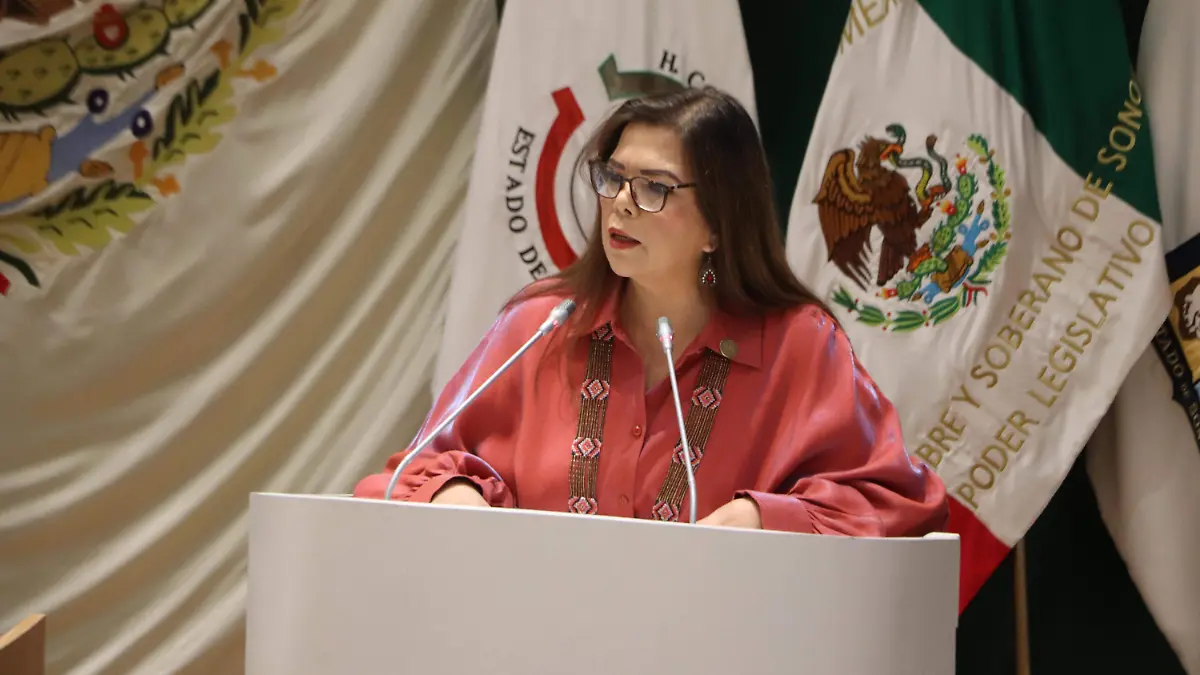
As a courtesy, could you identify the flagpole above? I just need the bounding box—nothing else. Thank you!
[1014,539,1031,675]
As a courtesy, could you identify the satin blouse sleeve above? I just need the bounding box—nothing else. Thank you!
[350,299,546,506]
[735,307,949,537]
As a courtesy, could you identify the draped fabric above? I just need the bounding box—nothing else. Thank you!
[783,0,1168,611]
[1087,1,1200,671]
[0,1,497,672]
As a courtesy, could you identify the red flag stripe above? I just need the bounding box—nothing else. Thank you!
[947,498,1012,613]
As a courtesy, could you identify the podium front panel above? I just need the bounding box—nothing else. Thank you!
[247,493,958,675]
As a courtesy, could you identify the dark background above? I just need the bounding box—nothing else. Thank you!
[496,1,1181,672]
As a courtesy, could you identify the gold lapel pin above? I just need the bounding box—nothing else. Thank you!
[719,339,738,359]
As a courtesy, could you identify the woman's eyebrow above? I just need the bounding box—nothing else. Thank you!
[608,159,682,182]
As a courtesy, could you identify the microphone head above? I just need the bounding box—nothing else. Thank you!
[538,298,577,334]
[656,316,674,350]
[551,298,576,323]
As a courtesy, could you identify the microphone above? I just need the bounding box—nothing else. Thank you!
[656,316,698,525]
[383,297,577,501]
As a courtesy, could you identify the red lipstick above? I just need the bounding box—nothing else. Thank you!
[607,226,641,250]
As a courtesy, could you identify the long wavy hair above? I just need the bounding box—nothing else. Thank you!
[514,85,833,338]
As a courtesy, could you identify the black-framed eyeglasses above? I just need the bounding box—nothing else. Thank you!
[587,160,695,213]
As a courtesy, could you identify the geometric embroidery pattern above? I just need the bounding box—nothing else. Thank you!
[567,323,732,522]
[567,323,615,515]
[652,501,679,522]
[651,350,732,521]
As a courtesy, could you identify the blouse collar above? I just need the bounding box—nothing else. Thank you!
[580,280,764,369]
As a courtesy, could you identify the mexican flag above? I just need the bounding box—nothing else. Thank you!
[0,1,498,672]
[432,0,757,394]
[1088,0,1200,671]
[785,0,1169,611]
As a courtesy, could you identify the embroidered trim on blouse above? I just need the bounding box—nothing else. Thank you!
[650,352,730,521]
[567,322,731,521]
[567,324,614,514]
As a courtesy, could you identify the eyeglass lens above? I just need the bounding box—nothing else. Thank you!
[589,162,669,212]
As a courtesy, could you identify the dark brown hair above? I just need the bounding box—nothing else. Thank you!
[515,85,833,335]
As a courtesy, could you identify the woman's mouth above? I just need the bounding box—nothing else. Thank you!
[608,228,641,250]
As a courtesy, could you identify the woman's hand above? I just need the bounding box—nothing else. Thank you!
[697,497,762,529]
[431,479,490,507]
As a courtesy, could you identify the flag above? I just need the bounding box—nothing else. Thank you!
[785,0,1168,611]
[0,0,496,672]
[1086,0,1200,671]
[432,0,757,394]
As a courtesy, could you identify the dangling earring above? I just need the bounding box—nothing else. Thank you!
[699,253,717,287]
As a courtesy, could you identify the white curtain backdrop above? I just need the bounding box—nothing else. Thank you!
[0,1,497,672]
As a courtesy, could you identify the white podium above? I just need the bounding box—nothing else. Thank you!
[246,493,959,675]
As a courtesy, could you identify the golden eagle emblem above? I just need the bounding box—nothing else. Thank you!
[813,124,949,291]
[817,126,1014,332]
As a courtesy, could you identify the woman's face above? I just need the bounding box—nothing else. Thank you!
[595,123,715,290]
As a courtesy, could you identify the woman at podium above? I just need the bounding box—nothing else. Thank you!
[354,86,948,537]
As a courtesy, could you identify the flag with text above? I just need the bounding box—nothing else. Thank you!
[432,0,757,394]
[785,0,1168,610]
[1087,1,1200,671]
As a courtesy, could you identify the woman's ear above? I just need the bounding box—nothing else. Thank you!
[703,233,718,254]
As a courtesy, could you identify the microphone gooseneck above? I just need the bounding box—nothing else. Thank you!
[383,298,577,501]
[657,316,698,525]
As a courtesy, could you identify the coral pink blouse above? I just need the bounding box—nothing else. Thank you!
[353,285,948,537]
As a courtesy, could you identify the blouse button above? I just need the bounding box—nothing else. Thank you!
[632,425,643,438]
[619,495,631,506]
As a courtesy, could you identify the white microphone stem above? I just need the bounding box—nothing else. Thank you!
[656,316,698,525]
[383,299,575,501]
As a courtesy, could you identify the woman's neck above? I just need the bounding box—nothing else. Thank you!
[620,277,711,355]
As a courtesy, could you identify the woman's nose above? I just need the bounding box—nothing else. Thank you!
[613,181,638,216]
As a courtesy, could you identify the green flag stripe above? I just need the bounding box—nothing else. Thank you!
[919,0,1161,222]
